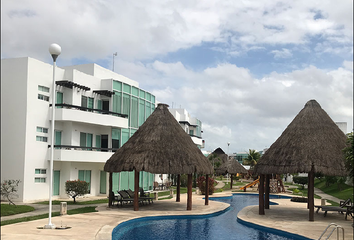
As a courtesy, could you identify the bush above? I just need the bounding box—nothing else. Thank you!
[180,175,188,187]
[65,180,89,203]
[196,176,216,195]
[1,180,21,205]
[293,176,308,189]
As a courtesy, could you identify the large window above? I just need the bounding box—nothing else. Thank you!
[131,97,138,128]
[80,132,93,150]
[78,170,91,193]
[81,96,94,110]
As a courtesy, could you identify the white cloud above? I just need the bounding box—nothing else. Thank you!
[1,0,352,62]
[270,48,293,59]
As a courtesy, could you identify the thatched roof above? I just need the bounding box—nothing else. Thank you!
[216,158,248,175]
[104,103,213,175]
[208,148,248,174]
[254,100,348,176]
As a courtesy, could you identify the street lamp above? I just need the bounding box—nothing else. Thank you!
[44,43,61,229]
[113,52,117,72]
[227,142,230,183]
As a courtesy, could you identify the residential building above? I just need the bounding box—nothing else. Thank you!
[1,57,156,202]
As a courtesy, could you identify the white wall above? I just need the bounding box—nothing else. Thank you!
[1,57,29,201]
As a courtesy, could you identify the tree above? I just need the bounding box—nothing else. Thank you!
[196,176,216,195]
[293,176,308,189]
[65,180,89,203]
[343,132,353,177]
[243,149,261,169]
[1,180,21,205]
[208,153,222,176]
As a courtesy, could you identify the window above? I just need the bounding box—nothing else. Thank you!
[80,132,93,150]
[37,127,48,133]
[78,170,91,193]
[36,136,48,142]
[81,96,94,111]
[189,130,194,136]
[38,94,49,101]
[35,177,46,183]
[35,169,47,174]
[38,85,50,92]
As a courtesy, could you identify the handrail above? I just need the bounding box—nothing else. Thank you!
[318,223,344,240]
[49,103,128,118]
[48,145,118,152]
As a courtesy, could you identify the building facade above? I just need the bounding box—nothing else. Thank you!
[1,57,155,202]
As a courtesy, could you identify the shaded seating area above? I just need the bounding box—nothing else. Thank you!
[116,190,154,207]
[104,103,213,211]
[254,100,348,222]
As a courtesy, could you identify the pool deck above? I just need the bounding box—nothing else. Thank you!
[1,191,353,240]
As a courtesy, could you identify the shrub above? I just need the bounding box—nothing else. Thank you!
[1,180,21,205]
[196,176,216,195]
[180,175,188,187]
[65,180,89,203]
[293,176,308,189]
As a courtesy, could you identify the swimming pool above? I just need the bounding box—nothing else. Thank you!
[112,193,311,240]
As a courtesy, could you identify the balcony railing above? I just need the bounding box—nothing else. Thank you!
[49,103,128,118]
[48,145,118,152]
[189,134,202,139]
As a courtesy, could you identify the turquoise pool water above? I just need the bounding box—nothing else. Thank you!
[112,193,311,240]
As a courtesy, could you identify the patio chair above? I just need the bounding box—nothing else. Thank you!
[139,188,154,204]
[117,190,135,206]
[125,189,153,205]
[321,198,353,219]
[108,191,120,206]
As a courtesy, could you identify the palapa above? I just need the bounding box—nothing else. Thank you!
[254,99,347,176]
[104,103,213,211]
[104,103,213,175]
[253,99,348,221]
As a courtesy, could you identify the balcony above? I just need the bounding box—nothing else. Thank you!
[48,145,117,163]
[190,135,203,146]
[50,104,128,128]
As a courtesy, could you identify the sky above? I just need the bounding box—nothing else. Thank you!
[2,0,353,154]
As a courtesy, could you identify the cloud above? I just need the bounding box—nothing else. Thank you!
[1,0,352,63]
[132,60,353,152]
[270,48,293,59]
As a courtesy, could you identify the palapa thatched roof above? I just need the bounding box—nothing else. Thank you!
[254,100,348,176]
[216,158,248,175]
[104,103,213,175]
[208,148,248,174]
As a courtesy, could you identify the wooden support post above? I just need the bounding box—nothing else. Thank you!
[205,174,209,205]
[187,174,192,210]
[308,166,315,221]
[265,174,270,209]
[259,174,265,215]
[108,172,113,207]
[230,174,233,189]
[134,170,139,211]
[176,174,181,202]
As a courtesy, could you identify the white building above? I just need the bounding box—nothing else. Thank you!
[154,108,205,184]
[1,57,156,202]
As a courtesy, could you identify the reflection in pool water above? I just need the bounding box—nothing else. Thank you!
[112,194,310,240]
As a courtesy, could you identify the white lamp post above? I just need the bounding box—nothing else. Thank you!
[44,43,61,229]
[227,142,230,184]
[113,52,117,72]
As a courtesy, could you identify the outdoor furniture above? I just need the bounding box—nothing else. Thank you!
[109,191,120,206]
[125,189,153,205]
[139,188,154,204]
[320,198,353,220]
[117,190,136,206]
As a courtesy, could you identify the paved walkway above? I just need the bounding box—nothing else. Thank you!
[314,187,344,203]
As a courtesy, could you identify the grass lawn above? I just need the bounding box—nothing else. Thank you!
[1,206,97,226]
[314,178,353,202]
[34,198,108,205]
[1,204,35,217]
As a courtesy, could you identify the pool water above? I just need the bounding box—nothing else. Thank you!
[112,194,310,240]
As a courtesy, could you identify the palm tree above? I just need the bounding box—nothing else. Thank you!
[243,149,261,169]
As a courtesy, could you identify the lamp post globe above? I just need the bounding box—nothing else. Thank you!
[49,43,61,57]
